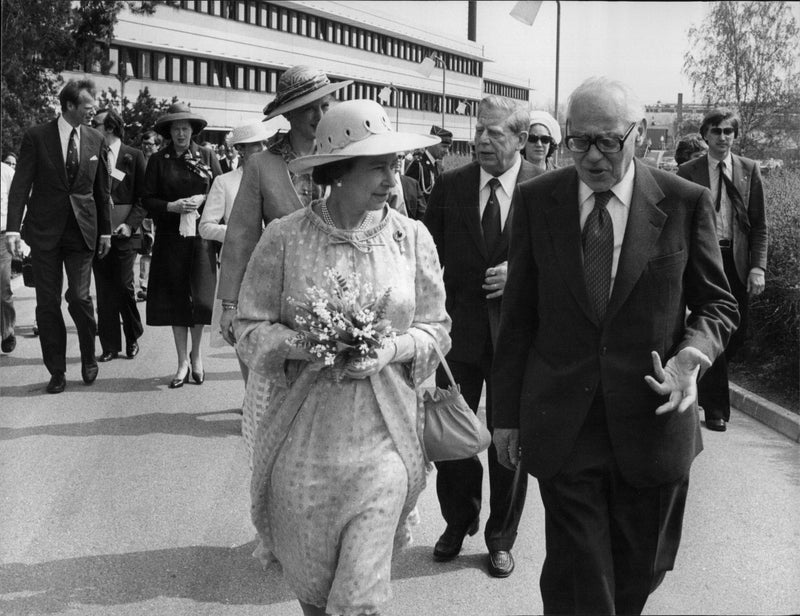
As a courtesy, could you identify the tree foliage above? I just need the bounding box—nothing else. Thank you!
[0,0,156,155]
[97,86,178,146]
[683,1,800,156]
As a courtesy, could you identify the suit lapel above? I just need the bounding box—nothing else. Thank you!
[492,159,540,262]
[542,169,596,323]
[731,154,750,204]
[688,155,711,188]
[604,160,667,322]
[46,120,70,188]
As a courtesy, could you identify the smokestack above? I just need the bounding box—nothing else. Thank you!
[468,1,477,41]
[676,92,683,135]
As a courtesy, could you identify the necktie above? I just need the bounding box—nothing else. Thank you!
[715,160,725,212]
[583,190,614,322]
[482,177,502,255]
[716,160,750,232]
[66,128,79,186]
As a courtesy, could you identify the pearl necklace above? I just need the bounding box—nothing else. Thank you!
[321,201,371,231]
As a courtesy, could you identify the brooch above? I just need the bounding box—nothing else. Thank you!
[393,229,406,254]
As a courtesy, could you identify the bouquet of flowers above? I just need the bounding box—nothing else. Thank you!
[288,268,395,381]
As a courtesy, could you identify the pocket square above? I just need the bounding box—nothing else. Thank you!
[90,155,98,161]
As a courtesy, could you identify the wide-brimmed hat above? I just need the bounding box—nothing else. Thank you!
[528,110,562,144]
[154,103,207,138]
[225,121,274,148]
[287,100,440,174]
[263,66,353,120]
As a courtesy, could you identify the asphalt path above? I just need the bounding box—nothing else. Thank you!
[1,272,798,615]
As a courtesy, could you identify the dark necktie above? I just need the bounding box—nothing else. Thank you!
[66,128,79,186]
[716,160,750,232]
[482,177,502,255]
[583,190,614,322]
[715,160,725,212]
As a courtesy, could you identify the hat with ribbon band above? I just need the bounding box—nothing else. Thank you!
[154,103,207,139]
[264,65,353,120]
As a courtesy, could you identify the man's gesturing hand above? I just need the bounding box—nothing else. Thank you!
[644,347,711,415]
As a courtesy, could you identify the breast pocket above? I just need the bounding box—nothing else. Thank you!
[648,249,685,272]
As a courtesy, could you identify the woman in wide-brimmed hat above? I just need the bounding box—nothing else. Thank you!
[141,103,222,388]
[524,109,562,171]
[235,99,451,616]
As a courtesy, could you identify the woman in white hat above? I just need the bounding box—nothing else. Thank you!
[524,110,562,172]
[141,103,222,388]
[235,100,451,616]
[199,122,272,376]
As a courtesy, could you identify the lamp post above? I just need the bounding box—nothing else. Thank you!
[418,52,446,131]
[378,84,400,130]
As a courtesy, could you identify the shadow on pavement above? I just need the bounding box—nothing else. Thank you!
[0,542,295,613]
[392,545,490,579]
[0,410,242,440]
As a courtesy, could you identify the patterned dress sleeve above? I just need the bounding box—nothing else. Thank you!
[234,219,295,379]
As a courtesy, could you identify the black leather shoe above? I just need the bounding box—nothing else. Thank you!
[126,341,139,359]
[433,517,480,561]
[82,360,99,384]
[487,550,515,578]
[1,334,16,353]
[169,367,190,389]
[98,351,118,362]
[706,418,727,432]
[191,369,204,384]
[46,372,66,394]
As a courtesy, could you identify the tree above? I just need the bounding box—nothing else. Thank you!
[96,86,178,146]
[683,1,800,156]
[0,0,157,155]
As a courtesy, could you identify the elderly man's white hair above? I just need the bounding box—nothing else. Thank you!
[567,77,645,125]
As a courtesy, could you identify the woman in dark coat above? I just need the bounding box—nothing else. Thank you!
[141,103,222,387]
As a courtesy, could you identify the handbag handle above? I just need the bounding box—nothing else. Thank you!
[430,337,457,389]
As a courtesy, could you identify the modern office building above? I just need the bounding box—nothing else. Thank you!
[63,0,531,148]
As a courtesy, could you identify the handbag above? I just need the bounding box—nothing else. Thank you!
[422,340,492,462]
[21,255,35,288]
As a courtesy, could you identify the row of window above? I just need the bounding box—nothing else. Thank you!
[176,0,483,78]
[484,80,529,102]
[101,45,481,116]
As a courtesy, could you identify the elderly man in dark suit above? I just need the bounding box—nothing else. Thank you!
[6,79,112,393]
[424,95,543,578]
[677,108,767,432]
[91,108,147,363]
[492,77,738,614]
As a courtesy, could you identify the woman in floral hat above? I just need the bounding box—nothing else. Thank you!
[235,99,451,616]
[141,102,222,388]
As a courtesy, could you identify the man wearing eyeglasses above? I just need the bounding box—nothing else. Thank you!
[676,109,767,433]
[492,77,738,614]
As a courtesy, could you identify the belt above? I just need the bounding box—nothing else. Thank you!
[719,239,732,248]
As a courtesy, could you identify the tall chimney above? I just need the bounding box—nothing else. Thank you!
[468,1,477,41]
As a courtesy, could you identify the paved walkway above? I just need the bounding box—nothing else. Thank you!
[1,273,798,615]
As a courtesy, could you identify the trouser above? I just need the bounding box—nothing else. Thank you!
[434,349,528,552]
[698,245,749,422]
[31,215,96,375]
[93,243,143,354]
[538,395,689,615]
[0,233,15,341]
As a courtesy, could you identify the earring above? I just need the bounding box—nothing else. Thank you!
[334,179,343,187]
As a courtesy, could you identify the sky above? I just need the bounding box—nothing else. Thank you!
[359,1,796,109]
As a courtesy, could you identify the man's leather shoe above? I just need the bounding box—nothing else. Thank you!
[1,334,16,353]
[82,361,99,385]
[433,518,479,561]
[98,351,118,362]
[706,418,727,432]
[487,550,515,578]
[126,341,139,359]
[46,372,66,394]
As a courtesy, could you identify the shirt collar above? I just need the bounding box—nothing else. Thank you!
[479,154,522,196]
[578,161,635,209]
[108,139,121,159]
[58,115,78,139]
[708,151,733,170]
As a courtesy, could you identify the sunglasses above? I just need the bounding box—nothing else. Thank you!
[708,127,735,136]
[527,135,553,145]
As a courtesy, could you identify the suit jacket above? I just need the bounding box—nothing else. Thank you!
[109,142,147,250]
[405,149,439,196]
[676,153,767,285]
[220,157,239,174]
[216,149,303,301]
[492,160,739,488]
[399,175,426,220]
[424,159,542,363]
[7,118,111,250]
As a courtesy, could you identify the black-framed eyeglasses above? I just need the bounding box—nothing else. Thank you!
[708,127,735,136]
[527,135,554,145]
[565,122,637,154]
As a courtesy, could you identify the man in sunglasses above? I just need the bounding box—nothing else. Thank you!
[677,109,768,433]
[492,77,738,614]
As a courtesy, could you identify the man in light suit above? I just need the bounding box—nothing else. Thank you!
[677,108,767,432]
[424,95,543,578]
[91,108,147,362]
[6,79,112,393]
[492,78,738,614]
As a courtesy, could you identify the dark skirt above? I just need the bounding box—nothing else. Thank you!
[146,232,217,326]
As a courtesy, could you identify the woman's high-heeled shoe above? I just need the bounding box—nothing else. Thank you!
[169,366,190,389]
[191,363,205,385]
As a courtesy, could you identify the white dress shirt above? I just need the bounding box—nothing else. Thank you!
[478,154,522,230]
[707,152,733,241]
[578,161,635,293]
[58,115,80,163]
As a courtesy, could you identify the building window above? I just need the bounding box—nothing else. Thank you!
[184,58,195,84]
[155,52,167,80]
[197,59,208,86]
[140,50,151,79]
